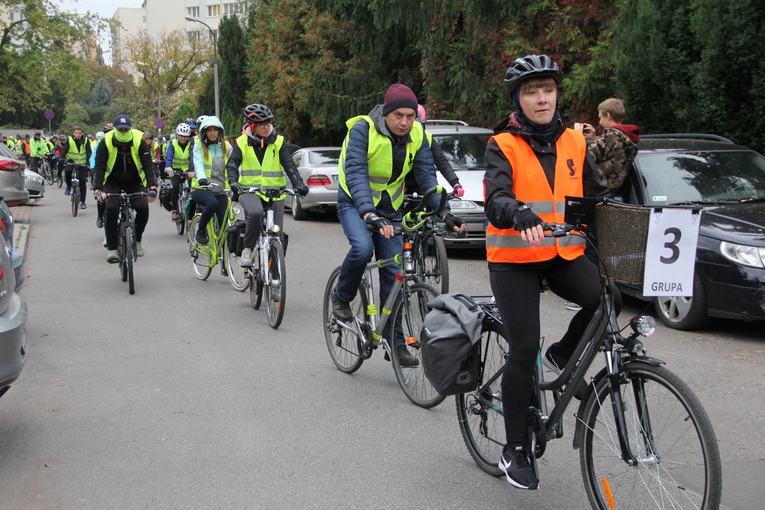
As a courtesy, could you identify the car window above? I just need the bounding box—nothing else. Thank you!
[636,150,765,204]
[432,134,490,171]
[309,150,341,166]
[0,143,15,158]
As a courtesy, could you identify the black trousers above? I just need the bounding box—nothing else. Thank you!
[237,193,285,250]
[489,255,621,446]
[103,183,149,250]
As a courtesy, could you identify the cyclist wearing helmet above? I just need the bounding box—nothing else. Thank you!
[165,123,194,221]
[225,103,309,267]
[484,54,617,489]
[191,116,231,245]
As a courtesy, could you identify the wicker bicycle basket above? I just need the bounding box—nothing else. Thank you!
[595,201,652,286]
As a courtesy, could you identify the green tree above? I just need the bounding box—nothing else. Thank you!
[218,15,248,134]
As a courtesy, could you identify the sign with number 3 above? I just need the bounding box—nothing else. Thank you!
[643,208,702,296]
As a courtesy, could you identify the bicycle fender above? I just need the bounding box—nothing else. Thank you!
[571,357,666,450]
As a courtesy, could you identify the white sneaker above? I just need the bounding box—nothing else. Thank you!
[564,301,582,311]
[106,250,119,263]
[135,242,145,257]
[240,248,253,267]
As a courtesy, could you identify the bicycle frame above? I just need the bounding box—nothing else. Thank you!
[191,194,235,268]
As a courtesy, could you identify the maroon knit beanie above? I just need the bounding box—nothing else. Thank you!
[382,84,418,116]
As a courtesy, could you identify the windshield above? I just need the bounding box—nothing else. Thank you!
[432,134,490,171]
[309,150,340,166]
[636,150,765,205]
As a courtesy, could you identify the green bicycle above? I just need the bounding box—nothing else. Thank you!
[187,183,249,291]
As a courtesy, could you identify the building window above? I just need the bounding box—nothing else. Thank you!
[223,3,244,16]
[208,4,221,17]
[186,6,199,18]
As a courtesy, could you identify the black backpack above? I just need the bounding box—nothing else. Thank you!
[420,293,485,396]
[226,220,247,256]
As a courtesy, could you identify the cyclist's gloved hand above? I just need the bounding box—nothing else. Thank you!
[295,183,309,198]
[198,178,209,187]
[365,212,392,230]
[94,190,105,202]
[147,187,158,199]
[165,167,173,178]
[442,212,467,236]
[513,204,543,232]
[452,183,465,198]
[230,182,245,195]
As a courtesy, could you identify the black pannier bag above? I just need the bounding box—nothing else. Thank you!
[227,220,247,256]
[158,183,173,212]
[420,293,485,396]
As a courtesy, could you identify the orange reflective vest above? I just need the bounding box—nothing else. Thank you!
[486,129,587,263]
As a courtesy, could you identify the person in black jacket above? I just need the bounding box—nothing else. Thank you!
[93,115,158,263]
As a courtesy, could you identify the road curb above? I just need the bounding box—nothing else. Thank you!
[14,222,29,258]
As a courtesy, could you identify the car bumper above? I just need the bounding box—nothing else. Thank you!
[26,184,44,199]
[292,188,338,212]
[438,213,487,248]
[0,293,28,390]
[11,248,24,292]
[703,262,765,321]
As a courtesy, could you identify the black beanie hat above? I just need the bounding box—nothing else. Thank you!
[382,84,418,116]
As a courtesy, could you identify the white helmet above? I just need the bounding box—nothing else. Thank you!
[96,131,105,140]
[176,123,192,137]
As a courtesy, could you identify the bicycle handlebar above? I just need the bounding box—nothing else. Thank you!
[401,186,448,232]
[240,186,296,202]
[542,222,591,238]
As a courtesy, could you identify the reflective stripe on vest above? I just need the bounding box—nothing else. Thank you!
[486,129,587,263]
[171,139,190,170]
[235,134,286,198]
[103,130,146,186]
[191,142,230,190]
[338,115,424,210]
[67,136,88,165]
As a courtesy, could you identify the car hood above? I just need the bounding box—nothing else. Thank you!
[700,202,765,245]
[437,170,485,203]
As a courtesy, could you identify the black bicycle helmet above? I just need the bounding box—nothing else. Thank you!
[504,54,562,99]
[243,103,274,124]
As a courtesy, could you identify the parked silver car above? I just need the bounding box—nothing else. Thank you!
[286,147,342,220]
[0,228,28,399]
[0,197,24,291]
[24,168,45,200]
[0,143,30,206]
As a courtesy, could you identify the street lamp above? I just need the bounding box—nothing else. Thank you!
[186,16,220,119]
[136,60,162,137]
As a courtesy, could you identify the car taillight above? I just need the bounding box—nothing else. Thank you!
[0,264,4,281]
[0,217,6,234]
[0,160,21,171]
[307,174,331,186]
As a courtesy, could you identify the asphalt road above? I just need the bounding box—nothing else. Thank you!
[1,188,762,509]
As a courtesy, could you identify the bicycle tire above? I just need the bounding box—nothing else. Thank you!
[226,238,249,291]
[264,239,286,329]
[322,266,367,374]
[43,160,54,184]
[56,168,63,187]
[456,319,509,476]
[124,226,135,295]
[390,282,446,408]
[579,362,721,510]
[176,213,185,235]
[71,182,80,217]
[119,238,128,282]
[188,215,212,280]
[416,234,449,294]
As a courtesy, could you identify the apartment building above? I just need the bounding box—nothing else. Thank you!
[111,0,248,69]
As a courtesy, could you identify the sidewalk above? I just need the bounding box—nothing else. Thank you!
[9,204,31,258]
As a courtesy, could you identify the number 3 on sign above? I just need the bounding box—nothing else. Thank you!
[643,208,702,296]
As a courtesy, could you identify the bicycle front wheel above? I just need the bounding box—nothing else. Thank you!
[390,282,445,408]
[188,215,212,280]
[176,210,185,236]
[56,167,63,187]
[456,319,509,476]
[264,239,286,329]
[418,234,449,294]
[579,362,722,510]
[71,183,80,217]
[226,239,249,292]
[43,160,54,184]
[124,226,135,294]
[322,266,367,374]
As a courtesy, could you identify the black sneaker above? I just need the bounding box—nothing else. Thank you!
[499,445,539,490]
[543,342,569,375]
[96,216,103,228]
[196,227,209,245]
[331,290,353,322]
[396,345,419,367]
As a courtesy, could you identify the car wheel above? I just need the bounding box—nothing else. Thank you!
[653,272,711,331]
[292,195,308,221]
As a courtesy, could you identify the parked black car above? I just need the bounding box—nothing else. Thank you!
[616,134,765,330]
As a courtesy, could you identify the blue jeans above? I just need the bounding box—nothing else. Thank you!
[334,201,405,346]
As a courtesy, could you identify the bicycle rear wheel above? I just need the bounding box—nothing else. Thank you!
[418,234,449,294]
[176,206,185,235]
[322,266,366,374]
[188,215,212,280]
[264,239,286,329]
[71,182,80,217]
[390,282,446,408]
[456,319,509,476]
[249,267,263,309]
[226,239,249,291]
[579,362,721,510]
[43,160,54,184]
[124,226,135,295]
[56,167,63,187]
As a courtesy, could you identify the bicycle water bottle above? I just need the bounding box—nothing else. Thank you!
[403,241,414,273]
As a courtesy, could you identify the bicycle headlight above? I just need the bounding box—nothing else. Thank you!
[272,224,281,233]
[630,315,656,337]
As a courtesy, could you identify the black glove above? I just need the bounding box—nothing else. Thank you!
[365,212,392,230]
[230,182,244,195]
[442,212,466,231]
[198,178,209,187]
[295,183,309,198]
[513,204,543,231]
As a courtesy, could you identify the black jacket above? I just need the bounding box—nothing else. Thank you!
[93,133,157,190]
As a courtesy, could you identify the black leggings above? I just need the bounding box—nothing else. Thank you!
[489,255,622,445]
